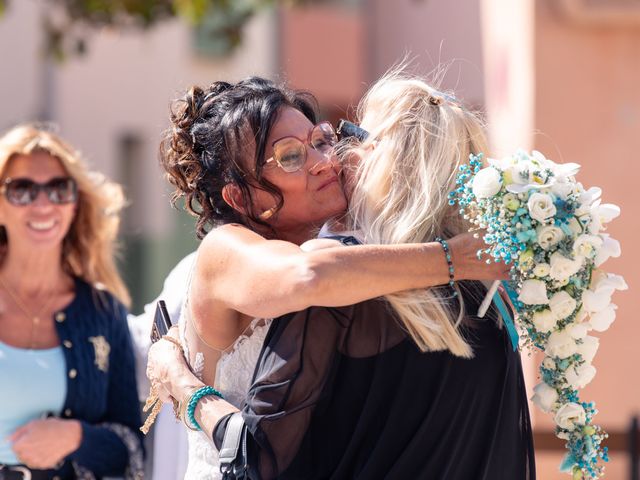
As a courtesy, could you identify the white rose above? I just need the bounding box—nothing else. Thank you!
[527,193,557,224]
[565,363,597,389]
[573,234,603,259]
[549,252,584,282]
[533,263,551,278]
[577,335,599,363]
[588,201,621,234]
[594,234,621,267]
[589,304,617,332]
[582,289,612,314]
[518,279,550,305]
[532,309,556,333]
[546,329,578,359]
[472,167,503,199]
[549,291,577,320]
[554,402,587,431]
[543,357,556,369]
[568,322,589,340]
[537,225,565,250]
[531,382,558,413]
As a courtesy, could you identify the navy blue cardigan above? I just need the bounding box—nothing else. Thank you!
[49,278,143,479]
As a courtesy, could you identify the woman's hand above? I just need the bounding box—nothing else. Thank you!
[9,418,82,469]
[146,326,202,405]
[146,327,238,438]
[447,232,510,281]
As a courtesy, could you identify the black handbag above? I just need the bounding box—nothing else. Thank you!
[219,412,251,480]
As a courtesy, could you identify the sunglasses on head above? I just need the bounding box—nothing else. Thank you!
[264,121,338,173]
[1,177,78,206]
[336,119,369,142]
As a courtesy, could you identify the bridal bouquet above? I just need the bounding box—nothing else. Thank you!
[450,151,626,479]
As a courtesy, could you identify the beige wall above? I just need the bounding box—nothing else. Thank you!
[369,0,485,105]
[55,12,277,237]
[0,1,278,308]
[1,1,277,234]
[0,1,46,127]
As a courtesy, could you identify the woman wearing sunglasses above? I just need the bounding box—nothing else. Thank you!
[145,76,515,479]
[0,125,143,479]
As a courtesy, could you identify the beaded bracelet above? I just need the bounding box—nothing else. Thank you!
[435,237,457,297]
[185,385,224,431]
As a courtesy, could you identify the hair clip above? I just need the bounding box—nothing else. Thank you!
[429,91,458,106]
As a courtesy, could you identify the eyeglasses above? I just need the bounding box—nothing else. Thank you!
[1,177,78,206]
[264,121,338,173]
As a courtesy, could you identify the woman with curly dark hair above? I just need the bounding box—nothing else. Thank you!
[146,76,528,479]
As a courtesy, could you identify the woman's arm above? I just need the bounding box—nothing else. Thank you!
[197,224,507,319]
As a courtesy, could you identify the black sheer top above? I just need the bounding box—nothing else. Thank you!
[218,282,535,479]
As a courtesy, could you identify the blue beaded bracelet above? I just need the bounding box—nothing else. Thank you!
[435,237,457,297]
[186,386,224,431]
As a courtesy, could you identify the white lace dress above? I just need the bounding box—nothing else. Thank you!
[180,305,271,480]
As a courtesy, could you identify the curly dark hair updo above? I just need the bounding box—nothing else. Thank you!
[160,76,319,239]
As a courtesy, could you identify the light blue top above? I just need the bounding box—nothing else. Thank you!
[0,341,67,464]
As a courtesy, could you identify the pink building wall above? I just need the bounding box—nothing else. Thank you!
[535,2,639,476]
[280,5,366,111]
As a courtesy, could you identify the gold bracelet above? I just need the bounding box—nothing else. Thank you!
[159,335,185,419]
[178,386,203,431]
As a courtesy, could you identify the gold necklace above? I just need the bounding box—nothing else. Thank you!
[0,276,55,349]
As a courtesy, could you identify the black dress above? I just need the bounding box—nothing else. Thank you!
[227,282,535,480]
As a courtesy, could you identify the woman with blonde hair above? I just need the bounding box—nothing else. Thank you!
[344,71,493,356]
[0,124,143,479]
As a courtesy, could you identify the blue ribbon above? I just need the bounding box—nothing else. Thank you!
[492,282,519,351]
[559,452,577,473]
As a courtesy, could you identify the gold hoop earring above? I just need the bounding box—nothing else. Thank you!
[258,206,277,220]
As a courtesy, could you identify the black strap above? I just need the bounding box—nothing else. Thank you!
[219,412,247,477]
[322,234,361,246]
